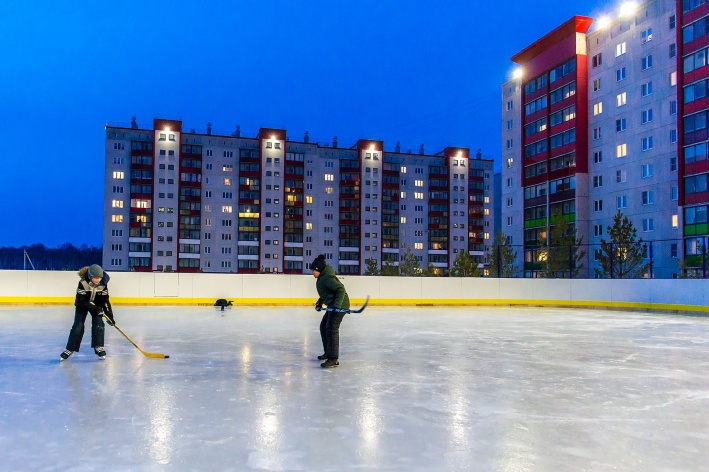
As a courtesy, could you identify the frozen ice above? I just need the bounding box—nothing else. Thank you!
[1,305,708,471]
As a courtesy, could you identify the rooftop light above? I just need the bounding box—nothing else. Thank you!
[619,1,637,17]
[597,16,611,29]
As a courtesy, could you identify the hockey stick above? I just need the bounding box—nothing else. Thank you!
[101,303,169,359]
[332,295,369,314]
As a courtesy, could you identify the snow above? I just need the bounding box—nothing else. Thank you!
[1,305,708,471]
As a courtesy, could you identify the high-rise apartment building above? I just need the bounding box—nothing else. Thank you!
[502,0,703,278]
[104,118,494,274]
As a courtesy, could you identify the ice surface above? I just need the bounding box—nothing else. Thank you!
[1,305,708,471]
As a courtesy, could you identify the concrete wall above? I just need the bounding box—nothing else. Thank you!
[0,271,707,313]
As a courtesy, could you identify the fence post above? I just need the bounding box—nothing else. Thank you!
[649,241,653,279]
[497,244,501,278]
[703,237,707,279]
[610,243,614,279]
[569,244,573,279]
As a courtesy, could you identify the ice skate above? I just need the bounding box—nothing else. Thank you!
[94,346,106,360]
[317,354,329,360]
[60,349,73,361]
[321,359,339,368]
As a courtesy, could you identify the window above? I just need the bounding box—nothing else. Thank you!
[642,190,654,205]
[594,224,603,237]
[642,218,654,232]
[616,92,627,107]
[670,14,676,29]
[593,78,601,91]
[593,127,601,140]
[507,100,513,111]
[641,28,652,43]
[616,67,627,81]
[593,175,603,188]
[671,129,678,143]
[672,215,679,229]
[507,120,513,129]
[671,156,678,171]
[671,100,677,115]
[617,170,627,183]
[617,195,627,209]
[672,186,678,201]
[594,151,603,163]
[593,102,603,115]
[670,43,677,58]
[642,109,653,124]
[642,55,653,70]
[616,42,626,57]
[594,200,603,212]
[592,53,602,67]
[670,71,677,87]
[641,81,653,96]
[642,136,654,151]
[616,118,627,132]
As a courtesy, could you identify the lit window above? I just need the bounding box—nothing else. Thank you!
[306,196,313,204]
[616,92,627,107]
[615,42,626,57]
[111,200,123,208]
[616,144,627,158]
[593,102,603,115]
[113,171,124,179]
[111,215,123,222]
[401,166,407,173]
[222,205,232,213]
[672,215,678,228]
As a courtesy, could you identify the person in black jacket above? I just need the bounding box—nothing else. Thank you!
[60,264,115,361]
[311,254,350,368]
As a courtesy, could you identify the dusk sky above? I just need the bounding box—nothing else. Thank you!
[0,0,607,247]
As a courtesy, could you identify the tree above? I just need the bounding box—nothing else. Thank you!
[399,248,423,276]
[676,258,704,279]
[450,250,481,277]
[594,211,650,278]
[423,262,443,277]
[363,258,380,276]
[539,209,586,278]
[381,260,399,276]
[488,231,518,277]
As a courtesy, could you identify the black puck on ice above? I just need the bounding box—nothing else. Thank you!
[165,355,170,359]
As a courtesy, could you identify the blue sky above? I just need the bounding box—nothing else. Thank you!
[0,0,606,247]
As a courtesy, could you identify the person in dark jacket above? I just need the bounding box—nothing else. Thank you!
[311,254,350,368]
[60,264,115,361]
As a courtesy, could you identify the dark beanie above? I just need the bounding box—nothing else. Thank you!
[88,264,104,279]
[310,254,327,272]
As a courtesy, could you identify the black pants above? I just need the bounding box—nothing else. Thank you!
[320,310,345,360]
[65,309,105,352]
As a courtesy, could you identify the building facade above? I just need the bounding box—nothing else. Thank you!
[104,118,494,274]
[502,0,704,278]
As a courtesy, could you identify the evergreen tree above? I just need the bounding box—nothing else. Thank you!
[594,211,650,278]
[399,248,423,276]
[488,231,518,277]
[381,259,399,276]
[539,209,586,278]
[450,250,481,277]
[363,258,380,276]
[423,262,443,277]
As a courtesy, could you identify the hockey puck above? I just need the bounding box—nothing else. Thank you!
[165,355,170,359]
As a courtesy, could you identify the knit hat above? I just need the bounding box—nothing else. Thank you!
[310,254,327,272]
[87,264,104,279]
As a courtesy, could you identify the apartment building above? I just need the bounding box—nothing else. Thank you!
[104,118,494,274]
[502,0,695,278]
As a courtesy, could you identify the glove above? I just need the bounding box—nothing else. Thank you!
[88,304,102,316]
[104,303,115,326]
[315,302,323,312]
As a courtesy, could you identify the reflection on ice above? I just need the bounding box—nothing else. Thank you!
[0,305,708,471]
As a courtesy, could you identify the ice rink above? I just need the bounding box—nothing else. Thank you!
[1,305,708,471]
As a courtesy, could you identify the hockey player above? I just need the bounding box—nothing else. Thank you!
[311,254,350,368]
[60,264,115,361]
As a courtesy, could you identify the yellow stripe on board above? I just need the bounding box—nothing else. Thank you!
[0,296,706,314]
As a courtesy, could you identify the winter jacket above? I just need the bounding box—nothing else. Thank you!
[315,265,350,310]
[74,266,110,315]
